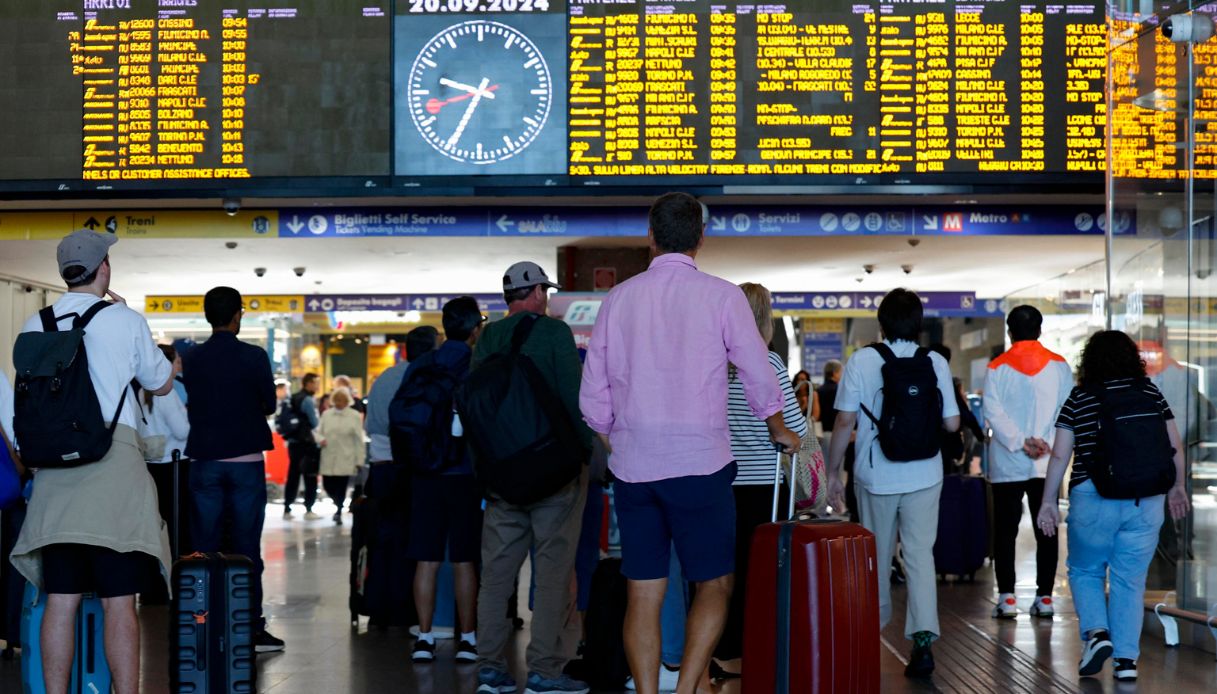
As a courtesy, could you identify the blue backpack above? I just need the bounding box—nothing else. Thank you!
[388,352,461,474]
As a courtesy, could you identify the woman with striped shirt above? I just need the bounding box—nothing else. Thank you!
[1037,330,1191,682]
[713,282,809,673]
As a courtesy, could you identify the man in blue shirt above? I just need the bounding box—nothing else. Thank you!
[408,298,484,665]
[183,287,283,653]
[283,373,321,519]
[365,326,439,466]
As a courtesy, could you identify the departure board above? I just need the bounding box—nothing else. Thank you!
[0,1,390,184]
[0,0,1114,194]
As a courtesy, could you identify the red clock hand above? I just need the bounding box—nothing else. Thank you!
[425,84,500,115]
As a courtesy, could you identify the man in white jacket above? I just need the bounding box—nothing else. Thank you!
[983,305,1073,619]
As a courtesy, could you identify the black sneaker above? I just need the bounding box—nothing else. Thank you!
[904,644,934,678]
[412,639,436,662]
[1078,630,1113,677]
[456,639,478,663]
[1113,658,1137,681]
[254,630,285,654]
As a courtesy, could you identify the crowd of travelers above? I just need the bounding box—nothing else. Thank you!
[0,192,1195,693]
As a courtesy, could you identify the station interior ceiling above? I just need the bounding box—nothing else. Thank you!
[0,233,1107,305]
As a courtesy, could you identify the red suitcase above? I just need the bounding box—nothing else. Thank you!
[742,451,881,694]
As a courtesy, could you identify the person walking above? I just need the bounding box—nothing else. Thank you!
[982,306,1072,619]
[474,262,593,694]
[715,282,808,674]
[316,387,365,524]
[825,288,960,678]
[282,373,322,520]
[1037,330,1191,682]
[581,193,800,694]
[10,230,174,694]
[183,286,283,653]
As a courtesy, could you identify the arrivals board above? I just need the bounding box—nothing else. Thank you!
[0,0,1111,196]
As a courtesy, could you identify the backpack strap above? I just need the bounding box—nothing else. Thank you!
[74,301,113,330]
[870,342,896,364]
[38,307,59,332]
[914,346,931,360]
[510,313,542,355]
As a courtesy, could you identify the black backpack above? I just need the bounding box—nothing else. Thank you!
[456,314,588,505]
[12,302,127,468]
[276,392,311,440]
[565,557,630,689]
[859,343,943,462]
[1088,381,1176,499]
[388,352,462,475]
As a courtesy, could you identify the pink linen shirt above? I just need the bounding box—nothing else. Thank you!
[580,253,784,483]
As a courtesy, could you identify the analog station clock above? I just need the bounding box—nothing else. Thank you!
[406,20,553,165]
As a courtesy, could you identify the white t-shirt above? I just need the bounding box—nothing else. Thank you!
[834,340,960,495]
[21,293,172,431]
[142,390,190,463]
[0,371,14,444]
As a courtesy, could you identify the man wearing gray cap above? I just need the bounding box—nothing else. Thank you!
[472,262,593,694]
[10,230,174,694]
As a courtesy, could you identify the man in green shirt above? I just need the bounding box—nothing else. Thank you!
[473,262,593,694]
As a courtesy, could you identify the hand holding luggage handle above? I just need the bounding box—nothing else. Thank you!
[771,445,797,524]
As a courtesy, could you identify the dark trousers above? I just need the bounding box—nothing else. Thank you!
[322,475,350,512]
[992,478,1059,596]
[716,483,788,661]
[285,441,319,511]
[190,459,268,629]
[148,460,193,558]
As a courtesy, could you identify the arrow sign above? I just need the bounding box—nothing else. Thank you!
[860,296,873,308]
[922,215,938,231]
[286,215,304,234]
[496,214,514,233]
[307,298,321,311]
[412,298,425,309]
[83,217,100,230]
[711,216,727,231]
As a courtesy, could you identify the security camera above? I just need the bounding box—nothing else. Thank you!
[254,267,266,278]
[222,198,241,216]
[908,238,921,247]
[863,264,876,274]
[293,266,306,277]
[901,264,914,274]
[1163,13,1215,43]
[225,241,238,250]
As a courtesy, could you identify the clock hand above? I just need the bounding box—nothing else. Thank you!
[426,84,500,115]
[439,77,497,100]
[446,77,491,150]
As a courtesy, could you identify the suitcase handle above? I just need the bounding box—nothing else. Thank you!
[771,446,797,523]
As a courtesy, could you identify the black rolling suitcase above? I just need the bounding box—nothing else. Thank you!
[349,463,416,627]
[171,553,257,693]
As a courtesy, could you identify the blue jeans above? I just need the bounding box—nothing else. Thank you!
[1066,481,1164,660]
[660,545,688,665]
[190,459,268,629]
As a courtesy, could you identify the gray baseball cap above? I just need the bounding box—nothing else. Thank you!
[57,229,117,279]
[503,261,561,291]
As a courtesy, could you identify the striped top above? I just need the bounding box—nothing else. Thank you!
[728,352,809,485]
[1054,378,1173,489]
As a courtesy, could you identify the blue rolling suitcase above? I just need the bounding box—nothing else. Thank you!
[171,553,257,694]
[20,583,111,694]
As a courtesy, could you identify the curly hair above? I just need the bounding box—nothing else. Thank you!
[1077,330,1146,386]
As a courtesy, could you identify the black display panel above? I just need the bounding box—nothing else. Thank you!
[0,0,1108,196]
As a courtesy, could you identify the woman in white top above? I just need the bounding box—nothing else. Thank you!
[140,345,192,590]
[716,282,809,669]
[316,387,365,524]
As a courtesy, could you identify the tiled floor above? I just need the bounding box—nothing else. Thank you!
[2,498,1215,693]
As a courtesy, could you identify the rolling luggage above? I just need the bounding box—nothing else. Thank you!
[20,583,110,694]
[743,449,880,694]
[349,463,417,627]
[170,553,257,694]
[933,474,989,581]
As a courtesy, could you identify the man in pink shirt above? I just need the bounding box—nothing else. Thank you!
[581,192,800,694]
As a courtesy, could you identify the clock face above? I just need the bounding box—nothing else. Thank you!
[407,21,553,166]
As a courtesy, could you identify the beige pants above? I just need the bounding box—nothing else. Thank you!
[476,471,588,679]
[856,482,942,640]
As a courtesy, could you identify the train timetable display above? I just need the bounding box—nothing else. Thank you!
[566,0,1107,178]
[0,1,391,183]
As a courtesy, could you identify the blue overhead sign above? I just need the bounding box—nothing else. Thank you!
[771,291,1005,317]
[278,206,1118,238]
[304,294,506,313]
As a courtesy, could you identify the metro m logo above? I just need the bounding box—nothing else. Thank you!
[943,213,963,232]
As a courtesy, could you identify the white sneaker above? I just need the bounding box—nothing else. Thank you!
[992,593,1018,619]
[1029,595,1054,618]
[624,665,680,692]
[303,511,322,521]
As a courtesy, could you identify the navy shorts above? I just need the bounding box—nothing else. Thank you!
[42,544,159,598]
[407,474,482,563]
[613,462,737,582]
